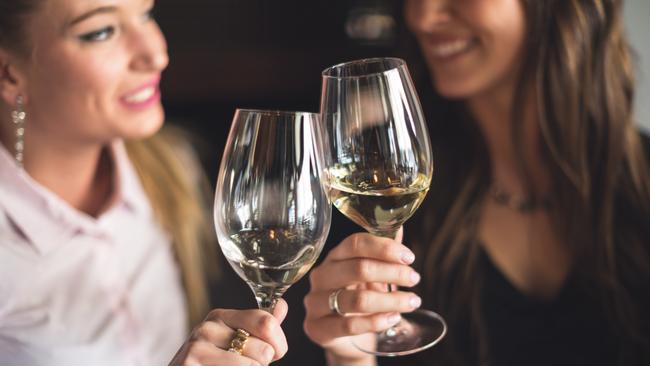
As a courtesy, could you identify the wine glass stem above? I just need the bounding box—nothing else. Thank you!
[255,296,278,313]
[250,283,287,313]
[371,229,401,336]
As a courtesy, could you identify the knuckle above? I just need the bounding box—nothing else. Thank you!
[349,233,363,255]
[351,291,370,312]
[206,308,224,321]
[255,313,277,337]
[194,323,213,341]
[399,266,412,283]
[341,317,359,335]
[354,259,373,279]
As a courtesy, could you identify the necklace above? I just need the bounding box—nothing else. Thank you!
[489,185,552,213]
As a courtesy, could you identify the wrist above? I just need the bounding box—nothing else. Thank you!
[325,350,377,366]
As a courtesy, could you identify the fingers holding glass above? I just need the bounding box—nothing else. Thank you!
[172,307,287,366]
[204,307,288,361]
[323,232,415,264]
[308,288,422,318]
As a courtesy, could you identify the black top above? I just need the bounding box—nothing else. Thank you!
[380,249,621,366]
[379,133,650,366]
[479,249,618,366]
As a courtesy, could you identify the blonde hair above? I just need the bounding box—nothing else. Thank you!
[125,125,217,328]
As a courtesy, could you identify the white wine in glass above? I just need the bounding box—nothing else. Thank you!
[214,109,331,313]
[320,58,447,356]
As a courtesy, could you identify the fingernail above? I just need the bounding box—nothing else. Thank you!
[409,296,422,309]
[387,313,401,325]
[410,271,421,284]
[401,251,415,264]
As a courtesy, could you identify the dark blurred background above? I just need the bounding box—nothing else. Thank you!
[156,1,412,365]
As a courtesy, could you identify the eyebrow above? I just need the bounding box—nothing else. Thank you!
[67,6,117,27]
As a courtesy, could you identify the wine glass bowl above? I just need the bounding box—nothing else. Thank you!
[214,109,331,312]
[320,58,446,356]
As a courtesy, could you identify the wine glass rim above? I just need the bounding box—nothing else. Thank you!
[322,57,406,79]
[235,108,319,118]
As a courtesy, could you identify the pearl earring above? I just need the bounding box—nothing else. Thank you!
[11,95,25,168]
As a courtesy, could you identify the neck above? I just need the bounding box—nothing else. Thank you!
[0,105,114,217]
[19,135,113,217]
[467,86,549,197]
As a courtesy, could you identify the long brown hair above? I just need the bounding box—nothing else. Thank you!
[0,0,215,329]
[407,0,650,364]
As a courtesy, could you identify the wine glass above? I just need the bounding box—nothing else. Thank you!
[214,109,331,313]
[320,58,446,356]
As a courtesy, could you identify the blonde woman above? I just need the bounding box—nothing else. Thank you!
[0,0,286,365]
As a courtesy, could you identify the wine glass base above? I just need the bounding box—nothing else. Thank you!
[353,309,447,356]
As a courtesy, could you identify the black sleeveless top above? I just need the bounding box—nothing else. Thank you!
[379,134,650,366]
[380,249,620,366]
[477,249,618,366]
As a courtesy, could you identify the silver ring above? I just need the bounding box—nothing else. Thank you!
[328,288,346,316]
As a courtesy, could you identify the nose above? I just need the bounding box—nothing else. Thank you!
[130,23,169,72]
[405,0,453,33]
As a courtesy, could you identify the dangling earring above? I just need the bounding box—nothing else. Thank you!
[11,95,25,168]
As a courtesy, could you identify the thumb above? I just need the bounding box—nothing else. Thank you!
[395,226,404,243]
[272,298,289,323]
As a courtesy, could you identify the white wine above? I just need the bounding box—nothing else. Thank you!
[328,166,429,237]
[221,228,318,290]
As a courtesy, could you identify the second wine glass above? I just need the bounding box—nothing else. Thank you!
[214,109,331,314]
[320,58,446,356]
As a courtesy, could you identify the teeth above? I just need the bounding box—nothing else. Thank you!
[125,87,155,103]
[431,39,473,58]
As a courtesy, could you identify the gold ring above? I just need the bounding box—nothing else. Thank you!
[328,288,346,316]
[227,328,250,355]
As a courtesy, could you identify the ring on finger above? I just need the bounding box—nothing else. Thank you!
[328,288,347,316]
[227,328,250,355]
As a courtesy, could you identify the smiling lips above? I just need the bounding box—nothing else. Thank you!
[426,37,478,60]
[121,78,161,110]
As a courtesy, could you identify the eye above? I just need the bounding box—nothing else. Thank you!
[79,26,115,42]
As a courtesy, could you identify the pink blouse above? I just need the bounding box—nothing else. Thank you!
[0,141,187,366]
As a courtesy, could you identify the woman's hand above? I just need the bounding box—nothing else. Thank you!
[169,299,288,366]
[303,230,422,365]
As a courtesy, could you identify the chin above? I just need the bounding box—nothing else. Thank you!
[433,80,473,100]
[123,109,165,140]
[432,76,485,100]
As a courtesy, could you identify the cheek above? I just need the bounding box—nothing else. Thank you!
[443,2,526,98]
[483,16,526,86]
[33,55,120,117]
